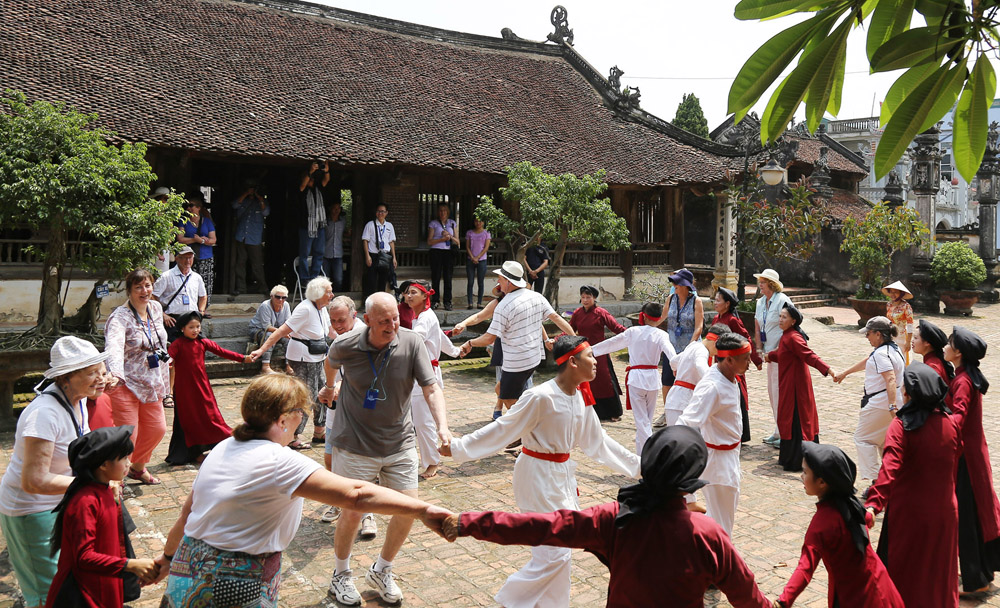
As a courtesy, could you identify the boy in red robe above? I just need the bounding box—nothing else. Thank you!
[440,425,771,608]
[46,426,159,608]
[775,443,903,607]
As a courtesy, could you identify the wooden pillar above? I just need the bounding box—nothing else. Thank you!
[712,190,738,291]
[612,188,633,290]
[350,173,380,293]
[668,188,684,269]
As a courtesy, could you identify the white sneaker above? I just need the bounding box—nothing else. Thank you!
[366,564,403,604]
[321,505,340,523]
[652,412,667,428]
[329,569,362,606]
[359,513,377,539]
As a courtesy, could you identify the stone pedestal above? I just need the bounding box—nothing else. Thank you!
[910,126,941,313]
[712,191,739,292]
[977,123,1000,301]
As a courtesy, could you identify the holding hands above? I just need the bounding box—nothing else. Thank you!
[459,341,473,357]
[126,558,161,585]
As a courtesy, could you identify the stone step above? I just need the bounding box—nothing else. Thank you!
[202,315,252,339]
[204,336,253,360]
[787,292,835,303]
[793,298,838,309]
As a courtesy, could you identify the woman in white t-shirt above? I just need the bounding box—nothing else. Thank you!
[833,315,905,482]
[153,373,452,606]
[0,337,108,608]
[251,277,333,449]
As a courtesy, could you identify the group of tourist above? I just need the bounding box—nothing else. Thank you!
[4,243,1000,608]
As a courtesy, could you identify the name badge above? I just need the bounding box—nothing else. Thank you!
[364,389,378,409]
[674,326,683,337]
[760,329,767,343]
[147,354,160,369]
[181,294,190,305]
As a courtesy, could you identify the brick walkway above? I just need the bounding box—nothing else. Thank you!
[2,304,1000,607]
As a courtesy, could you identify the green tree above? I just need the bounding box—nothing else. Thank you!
[0,90,185,336]
[729,1,998,181]
[475,162,631,308]
[672,93,710,138]
[840,202,930,299]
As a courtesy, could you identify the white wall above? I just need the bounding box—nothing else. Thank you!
[0,280,127,324]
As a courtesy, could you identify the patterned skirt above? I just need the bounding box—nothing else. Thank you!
[159,535,281,608]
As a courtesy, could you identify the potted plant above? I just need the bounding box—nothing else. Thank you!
[931,241,986,316]
[839,203,929,325]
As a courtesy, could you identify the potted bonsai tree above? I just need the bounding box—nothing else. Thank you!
[839,202,929,325]
[931,241,987,316]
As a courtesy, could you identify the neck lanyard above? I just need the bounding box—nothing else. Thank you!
[128,302,158,351]
[366,345,395,395]
[674,294,692,325]
[49,386,84,438]
[376,223,387,249]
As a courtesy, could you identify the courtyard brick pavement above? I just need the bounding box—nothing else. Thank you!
[3,304,1000,607]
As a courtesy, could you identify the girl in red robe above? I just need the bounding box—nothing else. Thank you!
[165,311,248,465]
[767,304,834,472]
[865,363,961,608]
[570,285,626,421]
[945,327,1000,593]
[714,288,763,441]
[776,443,903,607]
[46,426,158,608]
[911,319,954,385]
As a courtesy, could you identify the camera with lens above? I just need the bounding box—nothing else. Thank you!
[147,349,169,369]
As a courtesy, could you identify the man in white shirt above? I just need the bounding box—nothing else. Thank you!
[152,246,206,340]
[459,260,575,408]
[677,332,751,538]
[361,203,397,297]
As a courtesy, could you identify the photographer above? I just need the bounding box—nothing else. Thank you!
[298,160,330,282]
[231,180,270,296]
[103,268,171,485]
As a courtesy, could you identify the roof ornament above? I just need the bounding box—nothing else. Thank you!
[500,28,525,42]
[811,146,833,197]
[608,66,623,93]
[616,87,641,113]
[547,6,574,46]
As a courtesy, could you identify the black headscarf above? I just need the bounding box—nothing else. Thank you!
[952,326,989,395]
[917,320,954,380]
[898,362,951,431]
[615,425,708,528]
[802,443,869,555]
[579,285,599,298]
[782,303,809,341]
[716,287,739,314]
[51,425,134,555]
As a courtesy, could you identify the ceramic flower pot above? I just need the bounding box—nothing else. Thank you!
[848,297,888,328]
[938,290,979,316]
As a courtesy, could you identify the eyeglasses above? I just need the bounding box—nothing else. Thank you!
[273,295,288,300]
[376,209,388,214]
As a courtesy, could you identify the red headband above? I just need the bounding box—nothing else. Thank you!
[409,283,435,311]
[705,332,719,341]
[555,341,591,366]
[638,312,662,325]
[716,343,752,358]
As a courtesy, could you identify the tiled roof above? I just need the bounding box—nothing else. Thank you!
[1,0,742,187]
[790,136,867,176]
[819,189,873,221]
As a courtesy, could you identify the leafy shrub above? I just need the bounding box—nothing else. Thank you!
[931,241,986,290]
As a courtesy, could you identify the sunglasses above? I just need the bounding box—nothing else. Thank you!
[273,295,288,300]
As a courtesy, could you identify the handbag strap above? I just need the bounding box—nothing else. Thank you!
[164,272,192,310]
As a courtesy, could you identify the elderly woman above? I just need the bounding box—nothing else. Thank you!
[660,269,704,403]
[570,285,626,421]
[248,285,292,374]
[767,304,834,472]
[152,374,452,606]
[251,276,333,449]
[713,288,763,441]
[0,337,108,608]
[832,316,904,483]
[753,268,792,447]
[104,268,170,485]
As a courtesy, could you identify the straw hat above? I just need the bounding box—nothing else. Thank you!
[881,281,913,300]
[752,268,784,291]
[43,336,110,379]
[494,260,528,288]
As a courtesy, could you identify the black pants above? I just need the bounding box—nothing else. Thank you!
[165,414,217,465]
[429,248,453,305]
[530,272,545,293]
[778,406,817,472]
[592,356,623,421]
[233,240,267,294]
[957,456,1000,591]
[364,261,392,297]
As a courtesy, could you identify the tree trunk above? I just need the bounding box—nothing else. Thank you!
[36,215,66,336]
[543,226,570,309]
[64,281,101,333]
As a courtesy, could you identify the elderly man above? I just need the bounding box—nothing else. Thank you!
[247,285,291,374]
[460,260,575,410]
[152,246,206,341]
[318,292,450,606]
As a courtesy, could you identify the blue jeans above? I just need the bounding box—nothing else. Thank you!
[466,258,488,305]
[297,226,325,281]
[324,257,343,291]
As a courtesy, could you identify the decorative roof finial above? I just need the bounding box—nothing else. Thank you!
[547,6,574,46]
[608,66,623,93]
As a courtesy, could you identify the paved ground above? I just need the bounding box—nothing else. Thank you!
[3,303,1000,607]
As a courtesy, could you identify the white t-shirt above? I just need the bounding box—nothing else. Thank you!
[0,390,89,516]
[184,437,322,554]
[285,300,331,363]
[361,220,396,253]
[487,288,555,372]
[864,344,905,410]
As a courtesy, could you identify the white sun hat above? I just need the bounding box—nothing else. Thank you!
[43,336,110,379]
[493,260,528,288]
[752,268,784,292]
[881,280,913,300]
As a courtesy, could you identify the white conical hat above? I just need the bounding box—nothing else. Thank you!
[881,281,913,300]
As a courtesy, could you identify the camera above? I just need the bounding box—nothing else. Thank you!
[155,349,169,362]
[147,349,169,369]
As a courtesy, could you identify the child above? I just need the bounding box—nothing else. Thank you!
[677,332,751,537]
[865,363,961,608]
[663,323,727,427]
[590,302,677,455]
[46,425,159,607]
[441,426,771,607]
[165,311,250,465]
[775,443,903,607]
[440,336,640,608]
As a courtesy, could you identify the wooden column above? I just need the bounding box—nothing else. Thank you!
[350,173,380,293]
[612,188,633,290]
[668,188,684,268]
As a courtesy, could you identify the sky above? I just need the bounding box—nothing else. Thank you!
[315,1,905,129]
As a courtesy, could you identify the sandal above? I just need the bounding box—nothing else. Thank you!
[288,440,311,450]
[311,435,326,444]
[127,467,161,485]
[162,395,174,408]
